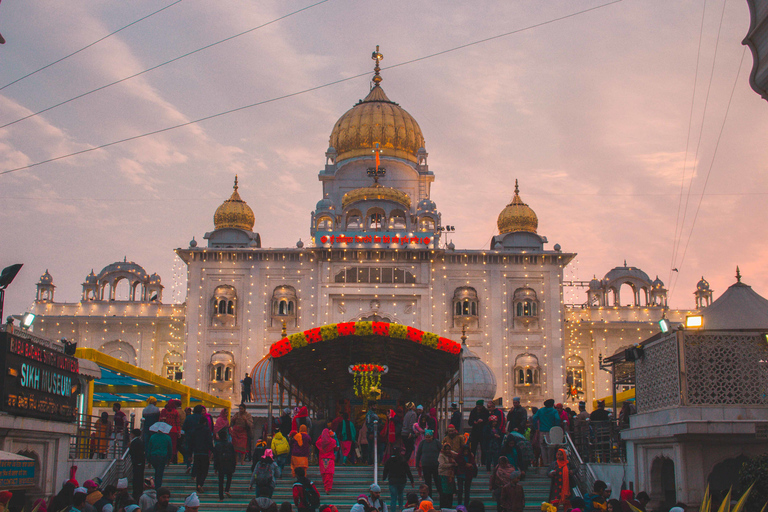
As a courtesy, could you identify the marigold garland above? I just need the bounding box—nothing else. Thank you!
[268,321,461,358]
[352,364,384,398]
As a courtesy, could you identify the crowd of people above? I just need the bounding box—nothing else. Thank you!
[40,396,661,512]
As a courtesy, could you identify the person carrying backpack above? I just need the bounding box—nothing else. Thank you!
[583,480,608,512]
[292,467,321,512]
[213,429,236,501]
[251,449,279,498]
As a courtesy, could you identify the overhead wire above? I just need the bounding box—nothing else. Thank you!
[670,46,746,297]
[2,191,766,202]
[669,0,728,296]
[0,0,332,130]
[0,0,183,91]
[670,0,729,295]
[667,0,708,288]
[0,0,623,177]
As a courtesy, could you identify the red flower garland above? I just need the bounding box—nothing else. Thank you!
[372,321,389,336]
[351,364,385,373]
[337,322,356,336]
[406,326,423,343]
[305,327,322,344]
[269,322,461,358]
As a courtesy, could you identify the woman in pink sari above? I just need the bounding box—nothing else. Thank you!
[214,407,229,436]
[316,428,337,494]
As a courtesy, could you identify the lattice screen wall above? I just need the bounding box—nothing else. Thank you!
[635,334,680,412]
[684,334,768,406]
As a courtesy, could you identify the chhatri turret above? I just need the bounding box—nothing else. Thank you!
[203,175,261,248]
[490,179,550,251]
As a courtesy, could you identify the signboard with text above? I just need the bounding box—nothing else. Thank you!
[313,231,437,249]
[0,332,79,423]
[0,459,35,488]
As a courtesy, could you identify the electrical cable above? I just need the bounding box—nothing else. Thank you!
[0,0,183,91]
[670,47,746,297]
[667,0,708,288]
[1,191,764,202]
[0,0,331,130]
[670,0,728,294]
[0,0,623,177]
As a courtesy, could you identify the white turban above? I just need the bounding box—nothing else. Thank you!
[184,493,200,508]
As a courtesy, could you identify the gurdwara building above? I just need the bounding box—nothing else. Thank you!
[30,53,705,409]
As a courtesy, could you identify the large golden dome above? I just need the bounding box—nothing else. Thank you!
[329,48,425,164]
[214,176,255,231]
[497,180,538,234]
[342,184,411,209]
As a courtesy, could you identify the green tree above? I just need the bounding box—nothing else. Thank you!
[738,454,768,512]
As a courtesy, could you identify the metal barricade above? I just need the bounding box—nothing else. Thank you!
[568,421,627,463]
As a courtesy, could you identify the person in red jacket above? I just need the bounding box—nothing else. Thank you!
[292,467,320,512]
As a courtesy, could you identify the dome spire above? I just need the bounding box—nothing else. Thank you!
[213,175,255,231]
[736,266,742,283]
[497,179,538,234]
[371,45,383,86]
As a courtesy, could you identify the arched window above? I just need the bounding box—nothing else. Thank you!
[113,278,132,301]
[334,267,416,284]
[346,210,363,230]
[513,353,541,387]
[389,210,407,230]
[369,213,383,229]
[419,216,436,231]
[513,287,539,318]
[271,285,298,327]
[212,285,237,327]
[513,287,539,328]
[209,352,235,385]
[452,287,479,327]
[163,351,183,382]
[566,355,586,396]
[316,216,333,231]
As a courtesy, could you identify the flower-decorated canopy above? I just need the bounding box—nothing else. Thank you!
[268,321,461,406]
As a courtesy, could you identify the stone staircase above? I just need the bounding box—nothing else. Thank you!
[159,462,551,511]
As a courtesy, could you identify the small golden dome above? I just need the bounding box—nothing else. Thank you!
[329,48,425,164]
[342,184,411,209]
[497,180,538,234]
[214,176,255,231]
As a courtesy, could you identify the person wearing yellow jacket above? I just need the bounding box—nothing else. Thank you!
[271,431,290,479]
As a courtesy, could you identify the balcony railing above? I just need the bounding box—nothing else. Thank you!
[567,421,627,464]
[69,413,135,460]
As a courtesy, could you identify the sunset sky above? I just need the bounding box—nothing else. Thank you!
[2,0,767,318]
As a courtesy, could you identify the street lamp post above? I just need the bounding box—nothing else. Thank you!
[0,264,23,323]
[373,417,379,485]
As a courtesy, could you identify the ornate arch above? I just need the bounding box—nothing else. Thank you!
[99,340,137,364]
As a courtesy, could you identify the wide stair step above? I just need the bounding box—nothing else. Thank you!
[155,463,550,512]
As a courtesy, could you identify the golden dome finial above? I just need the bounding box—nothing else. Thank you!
[497,179,538,234]
[213,175,255,231]
[329,47,425,163]
[372,45,383,86]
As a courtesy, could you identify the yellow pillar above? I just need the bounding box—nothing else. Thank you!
[86,379,94,418]
[181,393,190,410]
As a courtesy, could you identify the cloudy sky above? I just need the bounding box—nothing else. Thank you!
[1,0,767,318]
